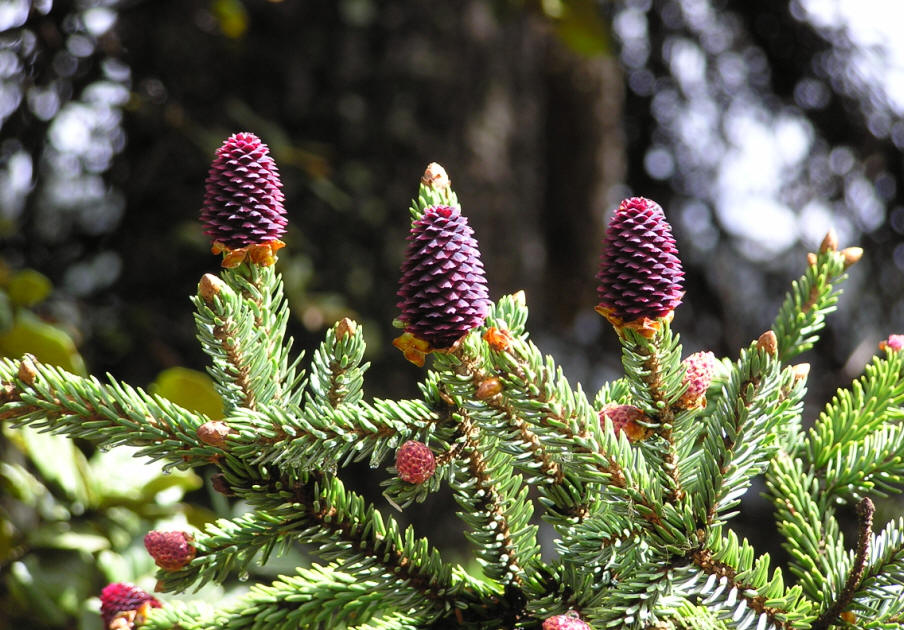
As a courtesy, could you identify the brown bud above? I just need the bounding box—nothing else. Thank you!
[18,355,37,386]
[421,162,450,191]
[841,246,863,268]
[806,252,817,267]
[211,473,235,496]
[198,273,227,303]
[335,317,358,340]
[756,330,778,356]
[475,377,502,400]
[791,363,810,383]
[819,229,838,253]
[197,420,233,449]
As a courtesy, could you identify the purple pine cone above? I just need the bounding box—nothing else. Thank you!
[200,132,287,250]
[597,197,684,323]
[396,205,490,349]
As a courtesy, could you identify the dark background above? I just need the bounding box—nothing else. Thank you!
[2,0,903,626]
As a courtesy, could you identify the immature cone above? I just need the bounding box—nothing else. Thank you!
[880,334,904,352]
[395,204,490,359]
[599,404,649,442]
[144,530,197,571]
[542,611,591,630]
[596,197,684,332]
[676,351,717,409]
[100,582,161,628]
[395,440,436,484]
[200,132,287,267]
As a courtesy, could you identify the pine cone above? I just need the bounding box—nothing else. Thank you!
[200,132,287,253]
[100,582,161,628]
[396,440,436,484]
[144,530,197,571]
[596,197,683,326]
[542,612,591,630]
[676,351,718,409]
[396,205,490,350]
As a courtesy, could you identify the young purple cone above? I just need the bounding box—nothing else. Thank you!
[395,204,490,365]
[100,582,161,629]
[144,530,197,571]
[200,132,287,268]
[596,197,684,335]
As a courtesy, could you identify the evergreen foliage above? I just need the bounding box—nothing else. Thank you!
[1,149,902,630]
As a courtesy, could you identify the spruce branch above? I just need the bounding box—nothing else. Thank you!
[770,243,854,363]
[447,404,540,593]
[821,424,904,504]
[156,466,479,620]
[0,357,220,470]
[192,264,305,413]
[618,324,686,502]
[148,564,435,630]
[804,349,904,472]
[765,451,847,604]
[241,397,441,472]
[307,316,368,409]
[811,497,874,630]
[853,517,904,623]
[668,527,815,630]
[693,344,805,527]
[483,323,682,543]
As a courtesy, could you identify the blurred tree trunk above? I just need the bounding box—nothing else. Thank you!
[540,35,624,328]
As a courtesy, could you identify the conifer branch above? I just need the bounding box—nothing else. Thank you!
[619,325,686,502]
[158,465,478,619]
[804,349,904,472]
[245,397,440,471]
[821,424,904,503]
[812,497,874,630]
[449,406,538,591]
[694,346,804,527]
[686,551,799,629]
[193,265,305,413]
[853,517,904,623]
[0,357,218,468]
[766,451,848,604]
[770,247,853,363]
[7,148,902,630]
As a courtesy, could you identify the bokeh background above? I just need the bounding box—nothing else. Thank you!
[2,1,903,628]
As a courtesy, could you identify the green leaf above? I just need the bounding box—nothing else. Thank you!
[28,524,110,553]
[7,269,52,307]
[150,366,225,420]
[88,445,201,506]
[211,0,248,39]
[542,0,612,57]
[0,311,86,375]
[15,426,93,506]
